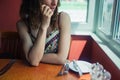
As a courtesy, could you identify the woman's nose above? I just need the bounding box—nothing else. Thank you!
[51,0,57,5]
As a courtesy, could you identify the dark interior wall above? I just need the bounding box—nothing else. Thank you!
[91,40,120,80]
[0,0,21,31]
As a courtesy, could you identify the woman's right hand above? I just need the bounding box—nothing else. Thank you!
[41,4,53,30]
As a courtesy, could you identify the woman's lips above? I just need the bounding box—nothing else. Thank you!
[50,7,56,11]
[51,8,55,11]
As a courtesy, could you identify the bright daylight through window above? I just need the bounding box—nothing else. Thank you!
[113,0,120,43]
[59,0,88,23]
[59,0,95,34]
[96,0,120,57]
[99,0,114,35]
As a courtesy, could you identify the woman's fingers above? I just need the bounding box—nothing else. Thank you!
[49,10,53,17]
[41,5,53,18]
[42,5,49,14]
[40,5,54,27]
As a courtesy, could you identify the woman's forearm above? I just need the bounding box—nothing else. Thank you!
[28,28,47,66]
[41,53,67,64]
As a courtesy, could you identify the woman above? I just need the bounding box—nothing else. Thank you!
[16,0,71,66]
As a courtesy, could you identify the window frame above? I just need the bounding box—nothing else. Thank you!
[113,0,120,43]
[95,0,120,57]
[98,0,115,36]
[59,0,96,34]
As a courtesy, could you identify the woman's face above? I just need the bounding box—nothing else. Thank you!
[42,0,58,11]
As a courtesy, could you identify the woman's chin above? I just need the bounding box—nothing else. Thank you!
[51,8,55,11]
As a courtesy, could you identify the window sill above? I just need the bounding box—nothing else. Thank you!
[71,31,120,69]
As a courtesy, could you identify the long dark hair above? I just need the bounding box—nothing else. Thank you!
[20,0,60,30]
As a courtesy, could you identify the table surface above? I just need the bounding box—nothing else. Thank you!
[0,59,91,80]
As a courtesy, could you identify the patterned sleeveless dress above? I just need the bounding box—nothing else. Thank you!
[29,28,60,53]
[45,28,60,53]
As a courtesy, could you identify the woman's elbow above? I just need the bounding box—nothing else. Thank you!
[29,60,39,66]
[28,53,43,66]
[28,57,40,66]
[58,58,67,64]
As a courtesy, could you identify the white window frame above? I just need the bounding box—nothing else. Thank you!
[96,0,120,57]
[98,0,115,36]
[113,0,120,43]
[59,0,96,34]
[74,0,95,32]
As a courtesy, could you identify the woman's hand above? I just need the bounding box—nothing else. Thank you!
[41,4,53,30]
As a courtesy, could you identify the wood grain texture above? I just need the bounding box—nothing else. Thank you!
[0,59,90,80]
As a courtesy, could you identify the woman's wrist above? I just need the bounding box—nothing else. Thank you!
[38,27,48,36]
[40,26,48,31]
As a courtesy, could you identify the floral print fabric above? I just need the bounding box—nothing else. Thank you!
[45,29,60,53]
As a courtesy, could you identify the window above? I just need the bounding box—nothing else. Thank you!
[113,0,120,43]
[59,0,95,34]
[98,0,115,35]
[96,0,120,57]
[59,0,88,23]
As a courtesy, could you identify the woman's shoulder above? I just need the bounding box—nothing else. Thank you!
[58,12,71,29]
[16,19,28,31]
[16,20,25,27]
[59,12,70,18]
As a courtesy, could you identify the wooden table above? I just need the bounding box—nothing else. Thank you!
[0,59,91,80]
